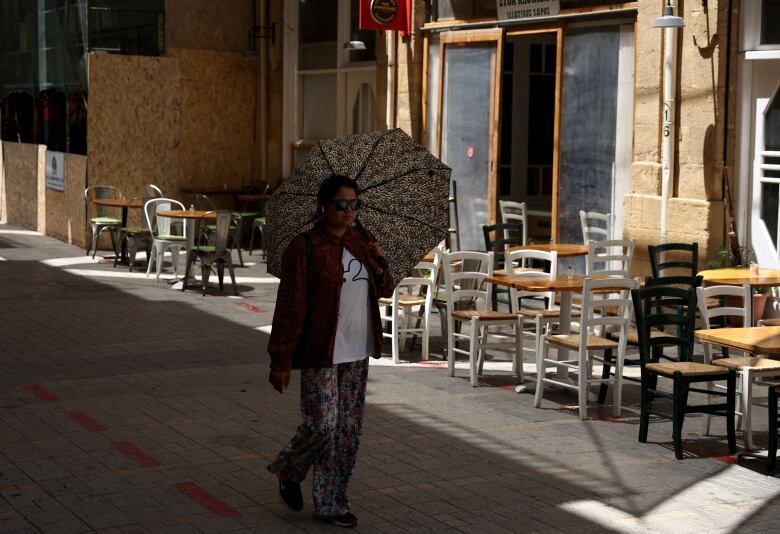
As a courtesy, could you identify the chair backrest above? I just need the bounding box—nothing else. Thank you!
[146,184,163,198]
[483,222,524,270]
[697,284,753,329]
[144,198,185,238]
[631,284,698,365]
[499,200,528,246]
[580,210,611,243]
[580,277,637,345]
[193,193,215,211]
[586,239,635,276]
[206,210,233,255]
[443,251,493,313]
[448,181,460,252]
[254,180,271,194]
[504,249,558,311]
[394,253,441,304]
[648,242,698,279]
[84,185,122,218]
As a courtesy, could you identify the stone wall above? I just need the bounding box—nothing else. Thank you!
[625,0,735,276]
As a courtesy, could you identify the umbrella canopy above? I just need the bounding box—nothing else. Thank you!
[265,129,451,285]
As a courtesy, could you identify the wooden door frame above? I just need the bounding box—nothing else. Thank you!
[505,24,565,242]
[435,28,504,226]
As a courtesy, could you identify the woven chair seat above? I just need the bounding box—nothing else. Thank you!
[451,310,517,321]
[609,328,677,346]
[519,308,580,318]
[711,357,780,371]
[645,361,730,377]
[379,294,427,307]
[546,334,617,351]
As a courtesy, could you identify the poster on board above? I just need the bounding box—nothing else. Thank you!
[45,150,65,192]
[497,0,560,21]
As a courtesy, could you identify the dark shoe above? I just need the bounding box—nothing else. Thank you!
[317,512,358,528]
[278,479,303,512]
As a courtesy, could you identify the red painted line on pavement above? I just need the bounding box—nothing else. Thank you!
[175,482,241,517]
[112,441,161,468]
[23,384,61,402]
[237,303,265,313]
[418,361,447,369]
[66,410,107,432]
[713,455,737,464]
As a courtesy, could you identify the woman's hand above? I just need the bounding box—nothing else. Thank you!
[366,241,387,276]
[269,370,291,393]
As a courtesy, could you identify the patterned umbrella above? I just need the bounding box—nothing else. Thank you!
[265,129,451,285]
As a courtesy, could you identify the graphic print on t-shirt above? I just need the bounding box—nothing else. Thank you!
[334,249,374,365]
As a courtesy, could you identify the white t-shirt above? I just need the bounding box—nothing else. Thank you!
[333,248,374,364]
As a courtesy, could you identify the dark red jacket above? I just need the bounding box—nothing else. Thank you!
[267,223,395,371]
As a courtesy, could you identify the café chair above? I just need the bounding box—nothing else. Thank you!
[499,200,528,246]
[768,385,779,473]
[182,210,238,296]
[580,210,611,243]
[84,186,123,258]
[483,222,524,310]
[632,284,737,460]
[144,198,187,281]
[113,196,152,272]
[535,277,636,419]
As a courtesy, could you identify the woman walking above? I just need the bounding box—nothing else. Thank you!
[267,175,394,528]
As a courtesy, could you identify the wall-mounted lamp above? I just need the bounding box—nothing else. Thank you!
[343,40,367,50]
[653,0,685,28]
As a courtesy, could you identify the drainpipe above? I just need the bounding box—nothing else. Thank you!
[654,1,684,244]
[386,30,396,130]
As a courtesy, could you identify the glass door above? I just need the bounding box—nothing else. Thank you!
[436,29,503,251]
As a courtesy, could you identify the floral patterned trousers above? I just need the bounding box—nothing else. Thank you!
[267,358,369,516]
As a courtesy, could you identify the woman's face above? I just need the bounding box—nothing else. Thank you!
[323,186,359,228]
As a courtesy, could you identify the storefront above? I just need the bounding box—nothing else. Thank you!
[421,1,635,251]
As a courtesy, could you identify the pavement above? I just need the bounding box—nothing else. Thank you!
[0,224,779,533]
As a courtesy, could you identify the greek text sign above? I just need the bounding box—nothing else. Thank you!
[497,0,560,21]
[45,150,65,192]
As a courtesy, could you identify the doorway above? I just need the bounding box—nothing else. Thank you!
[499,32,559,243]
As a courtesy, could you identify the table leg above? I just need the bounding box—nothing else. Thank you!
[170,218,196,290]
[742,368,754,450]
[119,206,129,263]
[556,292,572,379]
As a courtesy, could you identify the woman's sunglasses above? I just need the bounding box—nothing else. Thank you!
[329,199,363,211]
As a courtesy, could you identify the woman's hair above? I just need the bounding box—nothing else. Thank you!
[317,175,359,208]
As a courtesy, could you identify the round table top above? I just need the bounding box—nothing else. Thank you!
[507,243,589,257]
[91,198,143,208]
[698,267,780,287]
[156,209,216,219]
[237,194,273,202]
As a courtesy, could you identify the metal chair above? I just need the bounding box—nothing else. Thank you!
[146,184,164,198]
[113,196,152,272]
[580,210,611,244]
[84,186,123,258]
[144,198,186,281]
[195,193,245,266]
[182,210,238,296]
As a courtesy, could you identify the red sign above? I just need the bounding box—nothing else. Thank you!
[359,0,411,33]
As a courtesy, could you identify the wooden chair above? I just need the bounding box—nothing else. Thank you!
[648,242,698,279]
[483,222,524,310]
[444,251,522,386]
[535,277,636,419]
[499,200,528,246]
[579,210,611,243]
[769,385,779,473]
[632,284,736,460]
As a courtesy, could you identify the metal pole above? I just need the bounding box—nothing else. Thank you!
[659,22,678,244]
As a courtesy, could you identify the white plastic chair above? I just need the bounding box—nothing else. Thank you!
[535,277,637,419]
[499,200,528,246]
[444,251,522,386]
[580,210,611,243]
[379,254,440,363]
[144,198,187,281]
[697,284,780,449]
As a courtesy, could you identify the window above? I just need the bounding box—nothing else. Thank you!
[758,88,780,255]
[762,0,780,45]
[88,0,164,56]
[291,0,377,166]
[0,92,35,143]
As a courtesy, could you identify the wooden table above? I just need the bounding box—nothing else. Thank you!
[507,243,589,257]
[699,267,780,287]
[91,198,144,263]
[237,193,272,203]
[695,326,780,449]
[181,187,251,196]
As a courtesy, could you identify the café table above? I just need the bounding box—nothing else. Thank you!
[156,209,216,290]
[92,197,144,263]
[487,272,630,384]
[698,267,780,326]
[237,193,272,203]
[507,243,589,257]
[695,326,780,450]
